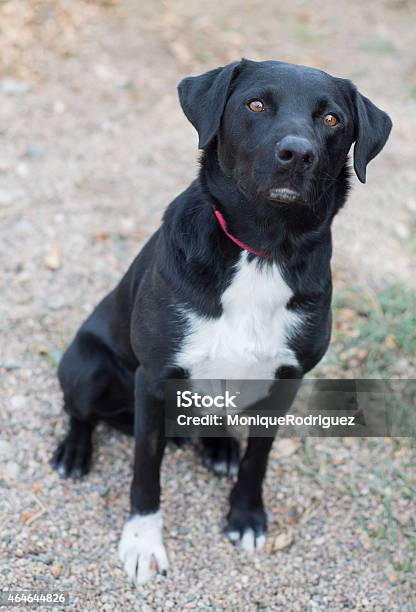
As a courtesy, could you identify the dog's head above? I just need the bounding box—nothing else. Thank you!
[178,59,392,207]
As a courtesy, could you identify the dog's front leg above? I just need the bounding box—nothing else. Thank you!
[224,376,301,552]
[224,433,276,553]
[118,367,168,586]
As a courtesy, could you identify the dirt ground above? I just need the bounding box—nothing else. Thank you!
[0,0,415,610]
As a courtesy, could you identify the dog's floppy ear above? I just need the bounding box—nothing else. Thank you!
[352,89,392,183]
[178,61,242,149]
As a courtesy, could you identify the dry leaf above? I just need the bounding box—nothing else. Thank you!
[92,230,110,241]
[273,503,300,526]
[168,40,192,64]
[386,565,398,583]
[21,511,33,524]
[337,307,357,321]
[272,530,294,551]
[356,347,368,360]
[274,438,300,458]
[384,334,397,349]
[360,531,372,551]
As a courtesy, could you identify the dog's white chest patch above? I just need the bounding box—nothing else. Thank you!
[175,252,301,379]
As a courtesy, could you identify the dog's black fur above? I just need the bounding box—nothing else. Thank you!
[51,59,391,580]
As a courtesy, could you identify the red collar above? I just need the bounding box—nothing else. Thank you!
[213,207,271,258]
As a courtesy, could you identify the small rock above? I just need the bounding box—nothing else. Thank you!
[6,461,20,480]
[16,162,29,177]
[46,295,66,311]
[24,143,44,159]
[38,554,53,565]
[0,158,12,172]
[10,395,26,409]
[120,217,136,233]
[0,190,14,206]
[99,120,116,133]
[0,78,31,94]
[0,362,21,370]
[52,564,62,578]
[0,440,12,457]
[94,64,113,81]
[394,224,409,239]
[405,198,416,212]
[54,100,66,114]
[44,247,63,271]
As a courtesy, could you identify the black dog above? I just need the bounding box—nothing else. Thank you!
[51,59,391,585]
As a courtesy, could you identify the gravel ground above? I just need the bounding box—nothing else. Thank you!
[1,0,415,610]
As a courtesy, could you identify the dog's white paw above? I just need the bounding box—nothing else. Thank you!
[118,512,169,586]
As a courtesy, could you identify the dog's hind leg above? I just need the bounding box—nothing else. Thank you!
[51,416,95,479]
[51,330,135,479]
[199,436,240,477]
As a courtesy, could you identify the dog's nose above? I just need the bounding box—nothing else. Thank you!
[275,136,316,171]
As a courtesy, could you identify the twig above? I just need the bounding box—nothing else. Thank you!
[25,493,48,526]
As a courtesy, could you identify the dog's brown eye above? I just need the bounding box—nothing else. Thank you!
[248,99,264,113]
[323,113,339,127]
